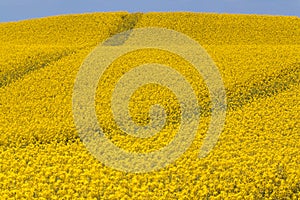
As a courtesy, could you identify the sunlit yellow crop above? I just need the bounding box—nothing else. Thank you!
[0,12,299,199]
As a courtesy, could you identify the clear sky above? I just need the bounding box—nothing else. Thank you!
[0,0,299,23]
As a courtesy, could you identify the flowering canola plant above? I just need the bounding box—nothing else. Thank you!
[0,12,299,199]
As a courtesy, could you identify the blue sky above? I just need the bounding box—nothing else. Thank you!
[0,0,299,22]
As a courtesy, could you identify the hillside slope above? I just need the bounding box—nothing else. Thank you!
[0,12,299,199]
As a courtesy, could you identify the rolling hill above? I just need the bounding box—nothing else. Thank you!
[0,12,299,199]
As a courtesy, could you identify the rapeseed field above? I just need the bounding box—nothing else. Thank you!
[0,12,299,199]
